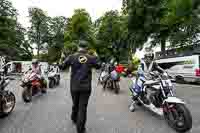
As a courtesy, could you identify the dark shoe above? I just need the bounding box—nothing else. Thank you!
[71,114,77,124]
[71,113,77,124]
[41,90,47,94]
[77,127,86,133]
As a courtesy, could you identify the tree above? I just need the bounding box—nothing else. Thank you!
[0,0,17,17]
[95,10,129,62]
[28,7,50,58]
[125,0,200,56]
[64,9,94,55]
[151,0,200,55]
[0,0,32,60]
[125,0,159,53]
[15,23,33,60]
[0,0,17,56]
[47,16,67,63]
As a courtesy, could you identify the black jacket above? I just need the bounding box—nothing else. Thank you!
[61,50,101,92]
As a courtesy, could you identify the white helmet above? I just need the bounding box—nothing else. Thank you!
[144,47,154,63]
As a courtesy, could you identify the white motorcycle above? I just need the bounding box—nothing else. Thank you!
[129,71,192,133]
[48,68,60,88]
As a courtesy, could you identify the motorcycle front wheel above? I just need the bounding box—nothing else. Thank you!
[22,87,32,103]
[0,91,16,117]
[163,103,192,133]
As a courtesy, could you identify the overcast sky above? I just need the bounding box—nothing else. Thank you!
[11,0,122,28]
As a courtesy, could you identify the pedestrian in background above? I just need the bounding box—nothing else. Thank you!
[60,40,101,133]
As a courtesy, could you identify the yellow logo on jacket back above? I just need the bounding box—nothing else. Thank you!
[78,56,88,64]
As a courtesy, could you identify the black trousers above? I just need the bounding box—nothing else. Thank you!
[70,90,91,132]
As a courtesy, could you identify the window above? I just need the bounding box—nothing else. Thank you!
[170,65,182,71]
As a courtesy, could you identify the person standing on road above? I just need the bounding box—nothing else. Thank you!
[60,40,101,133]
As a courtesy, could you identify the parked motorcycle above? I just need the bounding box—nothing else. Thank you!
[0,72,16,117]
[129,71,192,133]
[48,68,60,88]
[98,69,109,85]
[103,69,121,94]
[21,70,47,103]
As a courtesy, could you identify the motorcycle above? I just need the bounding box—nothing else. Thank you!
[21,70,47,103]
[129,71,192,133]
[0,72,16,117]
[48,68,60,88]
[98,68,109,85]
[103,69,121,94]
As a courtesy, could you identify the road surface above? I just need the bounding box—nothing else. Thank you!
[0,72,199,133]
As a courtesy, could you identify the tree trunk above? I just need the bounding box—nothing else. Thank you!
[36,21,41,59]
[37,46,40,59]
[161,38,166,57]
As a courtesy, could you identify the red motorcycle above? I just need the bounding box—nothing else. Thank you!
[21,71,47,103]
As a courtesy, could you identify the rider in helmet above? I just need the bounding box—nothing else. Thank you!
[133,47,165,105]
[31,59,47,92]
[31,59,41,75]
[142,47,164,75]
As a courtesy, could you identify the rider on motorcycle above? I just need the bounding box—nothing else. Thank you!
[31,59,42,76]
[31,59,47,91]
[133,47,165,105]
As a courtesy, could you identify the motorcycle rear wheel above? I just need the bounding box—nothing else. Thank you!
[0,91,16,117]
[22,87,32,103]
[49,79,55,88]
[164,103,192,133]
[114,82,120,94]
[56,75,60,85]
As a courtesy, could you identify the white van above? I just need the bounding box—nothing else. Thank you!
[156,55,200,83]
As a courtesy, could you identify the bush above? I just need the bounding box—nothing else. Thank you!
[132,55,140,71]
[126,55,140,76]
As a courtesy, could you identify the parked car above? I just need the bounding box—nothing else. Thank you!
[166,64,200,83]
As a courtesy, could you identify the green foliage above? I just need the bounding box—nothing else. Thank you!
[0,0,32,61]
[1,0,199,64]
[64,9,94,55]
[28,7,50,58]
[95,10,129,62]
[125,0,200,54]
[47,16,67,63]
[131,55,140,71]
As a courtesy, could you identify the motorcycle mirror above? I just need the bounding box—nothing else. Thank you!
[9,77,15,80]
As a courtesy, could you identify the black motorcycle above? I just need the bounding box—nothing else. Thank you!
[103,69,120,94]
[47,68,60,88]
[0,72,16,117]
